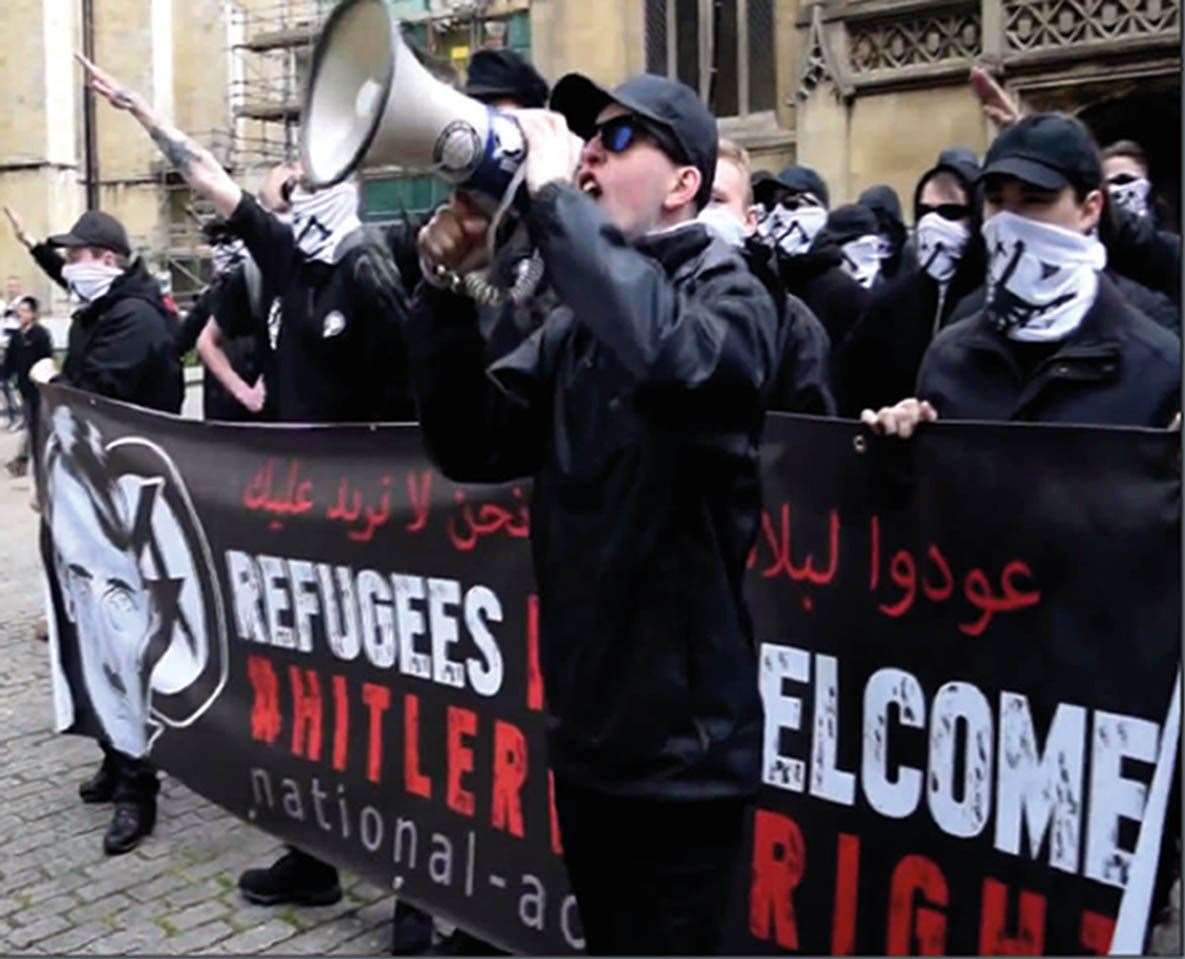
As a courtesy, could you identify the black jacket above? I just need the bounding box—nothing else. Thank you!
[836,265,979,417]
[407,183,778,799]
[859,184,917,282]
[918,274,1179,427]
[9,323,53,402]
[1104,205,1181,309]
[59,259,183,415]
[743,239,835,415]
[777,247,870,351]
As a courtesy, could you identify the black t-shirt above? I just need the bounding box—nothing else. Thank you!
[224,193,414,424]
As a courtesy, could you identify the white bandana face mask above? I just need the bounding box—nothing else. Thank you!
[289,181,362,264]
[698,205,748,249]
[772,205,828,256]
[982,210,1107,342]
[916,213,970,284]
[61,261,125,304]
[840,234,884,289]
[1107,176,1151,220]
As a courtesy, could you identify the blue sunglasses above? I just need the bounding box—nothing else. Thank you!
[592,115,687,163]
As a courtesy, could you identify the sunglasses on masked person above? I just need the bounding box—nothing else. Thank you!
[592,115,689,165]
[916,202,971,221]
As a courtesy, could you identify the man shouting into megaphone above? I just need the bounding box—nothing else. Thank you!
[411,74,779,955]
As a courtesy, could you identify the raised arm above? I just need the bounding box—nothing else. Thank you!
[4,205,67,289]
[76,53,242,218]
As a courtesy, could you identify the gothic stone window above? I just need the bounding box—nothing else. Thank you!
[646,0,777,119]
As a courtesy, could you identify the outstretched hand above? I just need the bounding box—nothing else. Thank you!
[3,205,33,248]
[970,65,1021,129]
[75,52,147,115]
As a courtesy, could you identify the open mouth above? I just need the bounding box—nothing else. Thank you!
[578,173,602,199]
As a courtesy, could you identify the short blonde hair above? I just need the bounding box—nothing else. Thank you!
[717,138,754,207]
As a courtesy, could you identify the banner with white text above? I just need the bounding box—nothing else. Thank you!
[36,383,1181,954]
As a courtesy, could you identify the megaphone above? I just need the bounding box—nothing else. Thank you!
[301,0,526,205]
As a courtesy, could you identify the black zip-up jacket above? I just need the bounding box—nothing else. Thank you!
[918,274,1179,426]
[407,183,779,799]
[58,259,183,414]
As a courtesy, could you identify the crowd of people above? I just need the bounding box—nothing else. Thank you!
[3,41,1178,957]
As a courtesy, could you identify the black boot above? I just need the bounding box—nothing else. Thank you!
[103,801,156,855]
[238,848,342,906]
[79,754,117,803]
[391,900,434,955]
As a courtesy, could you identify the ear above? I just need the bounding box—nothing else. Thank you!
[663,166,703,213]
[100,250,119,269]
[744,204,761,236]
[1079,188,1104,233]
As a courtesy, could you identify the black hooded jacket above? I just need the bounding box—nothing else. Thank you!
[58,258,183,414]
[407,183,779,798]
[858,185,917,282]
[837,151,986,416]
[779,206,875,352]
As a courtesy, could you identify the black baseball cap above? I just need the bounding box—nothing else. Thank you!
[48,210,131,257]
[550,72,718,210]
[464,49,549,109]
[754,164,831,209]
[980,113,1103,192]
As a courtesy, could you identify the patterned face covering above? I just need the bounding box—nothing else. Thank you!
[916,213,970,284]
[839,234,884,289]
[1107,174,1151,219]
[981,211,1107,342]
[288,180,362,264]
[771,206,828,256]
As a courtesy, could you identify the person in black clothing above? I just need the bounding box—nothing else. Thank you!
[838,147,986,416]
[862,112,1179,434]
[787,203,877,354]
[80,53,414,915]
[412,73,778,955]
[858,183,917,282]
[3,296,53,477]
[16,206,182,855]
[704,137,835,415]
[752,163,829,255]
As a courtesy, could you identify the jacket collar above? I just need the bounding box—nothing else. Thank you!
[634,220,714,275]
[963,272,1126,359]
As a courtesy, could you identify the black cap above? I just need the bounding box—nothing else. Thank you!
[551,72,717,210]
[820,204,878,244]
[980,113,1102,192]
[463,49,549,109]
[754,164,831,209]
[47,210,131,257]
[858,184,904,226]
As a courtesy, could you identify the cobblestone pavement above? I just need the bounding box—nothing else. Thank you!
[0,425,401,956]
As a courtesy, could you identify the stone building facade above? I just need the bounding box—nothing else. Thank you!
[0,0,1178,315]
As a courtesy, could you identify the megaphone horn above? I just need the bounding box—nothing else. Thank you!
[301,0,526,204]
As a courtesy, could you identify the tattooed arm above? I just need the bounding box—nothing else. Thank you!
[76,53,243,218]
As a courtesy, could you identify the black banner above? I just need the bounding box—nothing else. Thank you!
[36,384,1180,954]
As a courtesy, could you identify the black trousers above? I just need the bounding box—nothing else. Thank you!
[99,740,159,805]
[554,780,748,956]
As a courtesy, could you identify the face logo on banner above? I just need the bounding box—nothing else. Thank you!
[43,405,228,759]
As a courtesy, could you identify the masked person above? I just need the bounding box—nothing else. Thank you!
[80,54,414,913]
[11,206,182,853]
[703,138,835,415]
[411,73,778,955]
[837,148,986,416]
[1102,139,1156,222]
[3,296,53,477]
[753,164,830,256]
[863,112,1180,434]
[858,184,917,282]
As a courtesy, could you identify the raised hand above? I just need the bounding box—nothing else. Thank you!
[970,65,1021,129]
[3,205,33,248]
[75,52,147,115]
